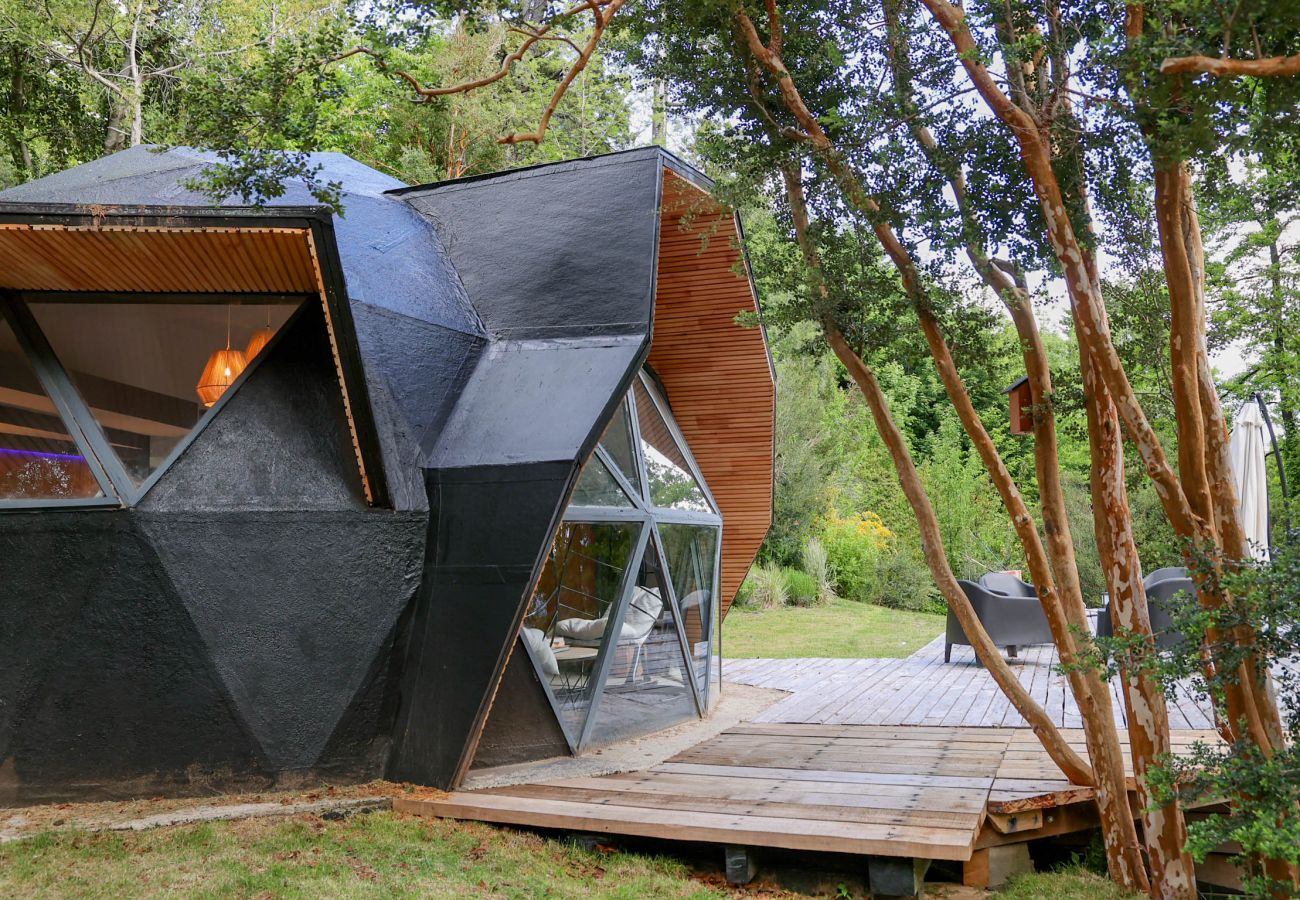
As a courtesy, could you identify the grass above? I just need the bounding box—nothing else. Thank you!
[0,811,731,899]
[0,809,1144,899]
[723,597,945,659]
[1000,866,1142,899]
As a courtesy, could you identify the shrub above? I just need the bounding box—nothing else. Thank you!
[819,511,891,603]
[802,537,837,604]
[872,548,942,613]
[783,568,819,606]
[747,562,788,609]
[733,575,756,608]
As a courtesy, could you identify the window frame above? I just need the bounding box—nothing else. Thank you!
[0,290,311,511]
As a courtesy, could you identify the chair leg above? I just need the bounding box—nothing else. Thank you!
[1007,645,1018,658]
[944,642,952,663]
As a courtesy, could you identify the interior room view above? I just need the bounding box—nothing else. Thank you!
[0,298,297,503]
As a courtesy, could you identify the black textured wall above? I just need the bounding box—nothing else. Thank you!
[389,461,575,788]
[0,306,427,804]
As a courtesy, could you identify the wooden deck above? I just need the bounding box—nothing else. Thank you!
[723,632,1218,730]
[399,634,1228,875]
[397,722,1218,864]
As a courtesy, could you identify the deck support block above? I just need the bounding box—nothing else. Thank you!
[724,845,759,885]
[867,855,929,898]
[566,832,607,853]
[962,843,1032,889]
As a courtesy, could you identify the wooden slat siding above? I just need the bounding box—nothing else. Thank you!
[0,225,318,294]
[649,170,774,617]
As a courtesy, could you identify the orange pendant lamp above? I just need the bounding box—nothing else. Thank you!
[196,308,248,408]
[244,327,274,360]
[245,306,275,360]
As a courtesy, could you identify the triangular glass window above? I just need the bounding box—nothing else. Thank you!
[658,523,719,697]
[520,521,641,742]
[632,377,712,512]
[598,396,641,496]
[584,538,698,749]
[29,300,299,487]
[570,454,634,508]
[0,318,105,501]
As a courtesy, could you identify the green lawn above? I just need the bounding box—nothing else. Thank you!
[0,811,728,899]
[0,808,1141,898]
[722,598,945,659]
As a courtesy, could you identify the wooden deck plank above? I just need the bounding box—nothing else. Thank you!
[395,792,979,860]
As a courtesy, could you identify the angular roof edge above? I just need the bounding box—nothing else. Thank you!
[386,145,714,198]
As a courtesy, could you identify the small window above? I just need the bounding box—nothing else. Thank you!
[29,300,298,487]
[0,318,105,501]
[570,454,634,508]
[632,377,712,512]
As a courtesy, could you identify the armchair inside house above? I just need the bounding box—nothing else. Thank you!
[945,579,1054,664]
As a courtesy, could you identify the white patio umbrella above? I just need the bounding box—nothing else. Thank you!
[1228,402,1271,561]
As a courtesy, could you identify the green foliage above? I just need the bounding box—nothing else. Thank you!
[818,510,889,604]
[802,536,837,604]
[782,568,820,607]
[745,562,789,610]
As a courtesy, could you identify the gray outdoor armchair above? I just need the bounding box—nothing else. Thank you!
[945,579,1054,664]
[1095,570,1193,651]
[979,572,1037,599]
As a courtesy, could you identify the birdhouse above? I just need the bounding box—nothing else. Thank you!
[1005,376,1034,435]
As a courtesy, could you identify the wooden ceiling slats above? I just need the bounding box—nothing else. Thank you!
[0,225,318,294]
[651,170,775,617]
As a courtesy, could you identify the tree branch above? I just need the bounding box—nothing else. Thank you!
[1160,53,1300,77]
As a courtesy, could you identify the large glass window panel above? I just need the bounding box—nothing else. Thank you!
[584,540,697,748]
[632,378,712,513]
[29,301,298,486]
[0,319,103,501]
[598,395,640,496]
[659,524,719,696]
[521,521,640,739]
[569,454,633,508]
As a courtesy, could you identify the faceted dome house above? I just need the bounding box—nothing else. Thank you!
[0,146,773,801]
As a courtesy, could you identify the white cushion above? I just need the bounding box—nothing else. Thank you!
[555,615,607,641]
[522,627,558,677]
[621,587,663,641]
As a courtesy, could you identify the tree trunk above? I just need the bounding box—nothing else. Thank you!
[1081,325,1197,899]
[7,46,33,179]
[104,94,130,154]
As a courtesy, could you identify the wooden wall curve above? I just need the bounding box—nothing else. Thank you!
[649,170,774,617]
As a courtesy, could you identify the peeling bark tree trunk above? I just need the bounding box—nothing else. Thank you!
[1081,326,1197,899]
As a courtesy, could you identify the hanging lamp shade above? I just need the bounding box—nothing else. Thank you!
[244,327,275,360]
[196,348,248,407]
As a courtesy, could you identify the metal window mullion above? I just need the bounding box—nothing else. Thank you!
[708,523,724,705]
[651,522,706,719]
[592,444,646,512]
[649,508,722,526]
[0,294,127,503]
[576,522,650,753]
[562,507,652,524]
